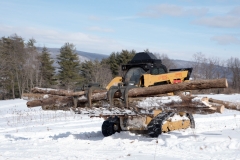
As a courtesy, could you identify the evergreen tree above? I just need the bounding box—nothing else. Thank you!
[103,50,136,76]
[39,47,56,87]
[57,43,81,90]
[0,35,26,99]
[117,50,136,66]
[144,48,150,53]
[103,52,119,76]
[80,60,94,83]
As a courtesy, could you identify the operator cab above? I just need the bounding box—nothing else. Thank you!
[124,67,145,85]
[122,52,168,86]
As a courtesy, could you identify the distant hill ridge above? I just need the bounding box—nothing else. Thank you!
[36,47,108,62]
[37,47,194,66]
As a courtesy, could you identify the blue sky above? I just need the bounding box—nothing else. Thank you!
[0,0,239,60]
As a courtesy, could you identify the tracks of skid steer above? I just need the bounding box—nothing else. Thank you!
[147,112,195,137]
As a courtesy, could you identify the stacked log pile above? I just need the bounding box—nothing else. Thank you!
[23,78,240,115]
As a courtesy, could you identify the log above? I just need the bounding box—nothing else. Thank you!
[100,96,224,114]
[26,96,73,108]
[31,87,106,97]
[209,98,240,111]
[201,97,225,113]
[31,87,85,96]
[22,93,48,100]
[134,96,224,114]
[208,103,225,113]
[128,78,228,97]
[78,78,228,103]
[162,103,223,114]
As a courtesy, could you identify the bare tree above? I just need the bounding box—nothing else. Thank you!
[192,53,222,80]
[205,57,221,79]
[24,38,41,92]
[227,57,240,92]
[192,52,205,80]
[91,61,113,87]
[154,53,176,70]
[218,60,230,79]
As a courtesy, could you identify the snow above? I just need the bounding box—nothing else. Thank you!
[167,114,189,121]
[0,94,240,160]
[137,96,180,109]
[43,94,49,99]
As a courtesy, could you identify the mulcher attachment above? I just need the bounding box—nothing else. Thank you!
[102,116,121,137]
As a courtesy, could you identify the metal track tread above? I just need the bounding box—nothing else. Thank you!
[102,116,121,137]
[147,112,175,138]
[186,113,195,129]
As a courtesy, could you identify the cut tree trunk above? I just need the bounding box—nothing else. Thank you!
[128,78,228,97]
[31,87,107,97]
[208,102,225,113]
[31,87,85,96]
[130,96,225,114]
[161,103,224,114]
[201,97,225,113]
[26,96,73,108]
[209,98,240,111]
[78,78,228,103]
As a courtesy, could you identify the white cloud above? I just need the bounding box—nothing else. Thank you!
[211,35,240,45]
[228,6,240,16]
[140,4,208,17]
[194,15,240,28]
[0,25,122,54]
[88,16,101,21]
[88,15,139,22]
[185,8,209,17]
[87,26,114,32]
[110,16,140,21]
[193,6,240,28]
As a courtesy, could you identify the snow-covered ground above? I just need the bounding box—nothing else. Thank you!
[0,94,240,160]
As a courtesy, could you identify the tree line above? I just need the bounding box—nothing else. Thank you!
[0,34,239,99]
[0,34,136,99]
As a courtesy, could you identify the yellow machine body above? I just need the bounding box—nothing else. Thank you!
[106,77,122,90]
[106,70,189,90]
[118,110,191,132]
[140,70,189,87]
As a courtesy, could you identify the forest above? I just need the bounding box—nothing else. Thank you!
[0,34,240,99]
